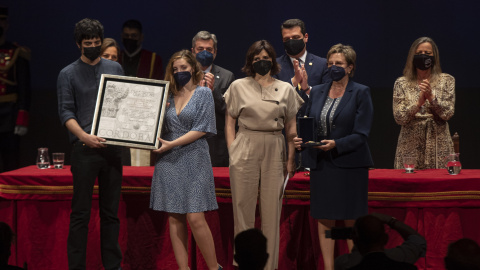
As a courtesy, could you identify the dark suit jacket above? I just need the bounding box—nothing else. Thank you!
[207,64,234,167]
[302,80,374,169]
[274,52,330,117]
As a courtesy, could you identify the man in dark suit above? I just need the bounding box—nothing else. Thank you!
[191,30,234,167]
[275,19,330,170]
[274,18,330,118]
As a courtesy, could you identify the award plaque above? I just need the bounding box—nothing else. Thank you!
[91,74,170,150]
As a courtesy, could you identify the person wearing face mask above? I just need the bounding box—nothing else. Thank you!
[274,19,330,119]
[393,37,455,169]
[150,50,222,270]
[0,6,31,173]
[119,19,163,167]
[100,38,132,166]
[100,38,120,62]
[191,30,234,167]
[57,18,124,270]
[224,40,304,270]
[293,44,373,270]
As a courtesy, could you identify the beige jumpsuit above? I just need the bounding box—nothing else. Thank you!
[224,77,303,270]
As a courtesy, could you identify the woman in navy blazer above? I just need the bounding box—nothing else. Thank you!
[294,44,373,270]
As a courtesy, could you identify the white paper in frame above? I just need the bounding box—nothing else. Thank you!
[91,74,170,150]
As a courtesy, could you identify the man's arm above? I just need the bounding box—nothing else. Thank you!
[371,212,427,264]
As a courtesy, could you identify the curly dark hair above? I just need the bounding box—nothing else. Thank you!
[74,18,104,45]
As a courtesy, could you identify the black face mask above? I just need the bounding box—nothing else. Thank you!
[253,60,273,76]
[283,39,305,56]
[413,54,434,70]
[83,45,102,61]
[123,38,139,54]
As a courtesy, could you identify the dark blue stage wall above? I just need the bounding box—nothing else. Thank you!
[3,0,480,169]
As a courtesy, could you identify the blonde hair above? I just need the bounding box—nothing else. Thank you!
[164,50,203,96]
[326,43,356,77]
[402,37,442,83]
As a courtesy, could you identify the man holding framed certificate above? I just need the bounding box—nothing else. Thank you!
[57,18,124,270]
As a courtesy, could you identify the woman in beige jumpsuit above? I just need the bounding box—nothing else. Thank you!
[224,40,303,270]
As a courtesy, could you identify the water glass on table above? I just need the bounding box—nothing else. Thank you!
[403,156,416,173]
[36,147,50,169]
[52,153,65,169]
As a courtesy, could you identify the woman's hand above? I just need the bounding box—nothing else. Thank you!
[315,139,336,151]
[152,138,174,154]
[287,160,296,178]
[293,136,303,151]
[417,89,426,108]
[419,79,435,102]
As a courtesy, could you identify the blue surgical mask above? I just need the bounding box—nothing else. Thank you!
[174,71,192,87]
[196,50,214,67]
[328,65,346,81]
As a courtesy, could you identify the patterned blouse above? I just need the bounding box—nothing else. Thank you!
[393,73,455,169]
[319,96,342,137]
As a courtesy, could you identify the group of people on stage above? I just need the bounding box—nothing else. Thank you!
[56,15,455,270]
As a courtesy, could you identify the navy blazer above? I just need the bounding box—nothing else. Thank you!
[207,64,234,167]
[274,52,330,117]
[302,80,374,169]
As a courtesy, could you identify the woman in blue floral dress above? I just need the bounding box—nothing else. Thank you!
[150,50,221,270]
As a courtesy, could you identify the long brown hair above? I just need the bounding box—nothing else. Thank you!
[403,37,442,83]
[164,50,203,96]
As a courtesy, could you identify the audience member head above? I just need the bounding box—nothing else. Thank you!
[164,50,203,95]
[403,37,442,82]
[352,215,389,255]
[191,30,218,69]
[445,238,480,270]
[242,40,280,77]
[234,228,269,270]
[280,19,308,58]
[74,18,104,62]
[326,43,357,78]
[0,222,14,264]
[101,38,120,62]
[122,19,143,54]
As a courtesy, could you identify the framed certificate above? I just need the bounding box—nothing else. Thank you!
[91,74,170,150]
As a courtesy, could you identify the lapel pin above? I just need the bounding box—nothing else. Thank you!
[309,62,313,66]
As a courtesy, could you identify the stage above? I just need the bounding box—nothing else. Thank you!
[1,166,480,269]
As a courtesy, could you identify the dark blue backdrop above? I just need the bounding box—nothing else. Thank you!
[3,0,479,168]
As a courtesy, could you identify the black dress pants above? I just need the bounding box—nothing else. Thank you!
[67,142,123,270]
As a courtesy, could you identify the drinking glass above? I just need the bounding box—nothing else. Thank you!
[402,156,416,173]
[52,152,65,169]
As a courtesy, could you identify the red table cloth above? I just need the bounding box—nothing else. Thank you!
[1,166,480,270]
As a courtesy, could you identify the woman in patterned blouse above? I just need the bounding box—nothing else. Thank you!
[393,37,455,169]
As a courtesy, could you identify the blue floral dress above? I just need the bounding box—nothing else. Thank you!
[150,86,218,213]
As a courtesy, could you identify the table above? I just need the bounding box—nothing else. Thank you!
[1,166,480,270]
